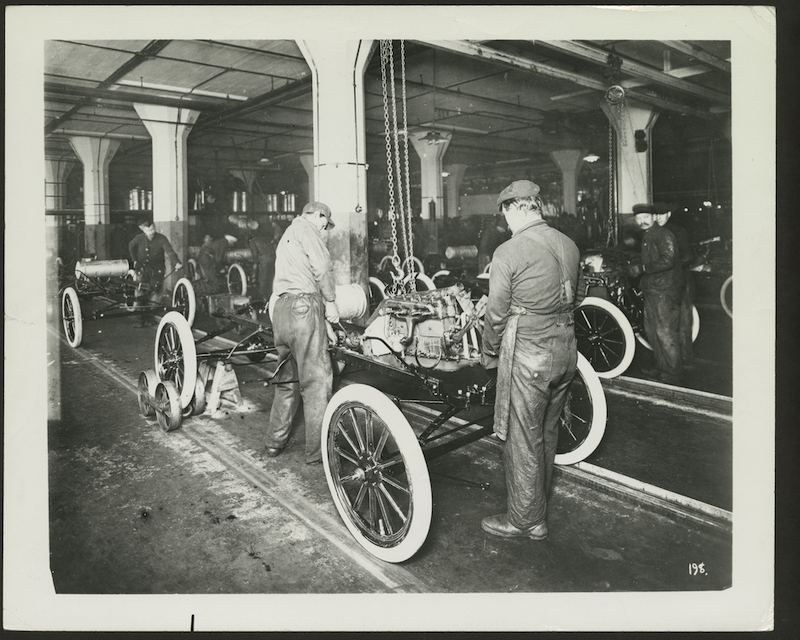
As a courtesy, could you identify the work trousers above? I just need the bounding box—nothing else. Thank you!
[254,257,275,302]
[643,289,683,381]
[135,264,165,325]
[679,270,695,365]
[266,293,332,464]
[503,321,577,530]
[198,254,221,292]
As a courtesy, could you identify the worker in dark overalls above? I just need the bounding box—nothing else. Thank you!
[265,202,339,465]
[128,219,181,327]
[197,234,237,293]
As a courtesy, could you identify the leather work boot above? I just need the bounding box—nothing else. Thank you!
[265,446,282,458]
[481,514,548,540]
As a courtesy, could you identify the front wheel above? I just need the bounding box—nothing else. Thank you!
[171,277,196,327]
[154,311,197,410]
[61,286,83,348]
[574,296,636,379]
[227,262,247,296]
[720,275,733,319]
[555,353,607,465]
[322,384,432,563]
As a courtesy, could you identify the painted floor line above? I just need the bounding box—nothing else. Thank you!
[57,329,430,594]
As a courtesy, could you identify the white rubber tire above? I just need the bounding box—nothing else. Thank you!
[368,276,386,303]
[227,262,248,296]
[431,270,450,286]
[187,258,199,282]
[154,311,197,410]
[61,286,83,348]
[720,275,733,319]
[574,296,636,379]
[171,277,197,327]
[555,353,607,466]
[636,304,700,350]
[322,383,432,563]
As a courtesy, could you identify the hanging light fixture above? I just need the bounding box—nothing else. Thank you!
[258,138,271,164]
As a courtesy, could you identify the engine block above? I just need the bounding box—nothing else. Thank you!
[361,285,486,368]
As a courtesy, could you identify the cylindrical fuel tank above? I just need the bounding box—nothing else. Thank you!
[444,245,478,260]
[75,258,130,280]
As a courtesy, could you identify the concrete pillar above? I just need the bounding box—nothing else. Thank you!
[601,103,659,215]
[68,136,120,258]
[298,154,315,210]
[550,149,586,216]
[134,104,200,291]
[45,157,76,211]
[410,130,451,256]
[297,40,373,296]
[444,163,468,219]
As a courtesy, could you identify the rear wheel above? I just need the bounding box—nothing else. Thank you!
[555,353,607,466]
[574,297,636,378]
[322,384,432,563]
[155,381,182,432]
[61,286,83,348]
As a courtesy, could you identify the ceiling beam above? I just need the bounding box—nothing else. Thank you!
[45,82,225,113]
[534,40,729,104]
[658,40,731,73]
[45,39,172,135]
[418,39,720,120]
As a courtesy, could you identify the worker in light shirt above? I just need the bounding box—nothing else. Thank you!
[265,202,339,465]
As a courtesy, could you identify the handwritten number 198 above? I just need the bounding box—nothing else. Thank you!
[688,562,707,576]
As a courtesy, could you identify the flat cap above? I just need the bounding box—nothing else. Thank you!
[302,201,334,228]
[632,203,657,215]
[653,202,674,215]
[497,180,540,207]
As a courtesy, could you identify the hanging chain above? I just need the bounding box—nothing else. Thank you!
[400,40,416,284]
[380,41,401,278]
[607,123,616,247]
[388,43,411,280]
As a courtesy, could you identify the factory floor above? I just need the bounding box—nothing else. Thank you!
[47,299,733,610]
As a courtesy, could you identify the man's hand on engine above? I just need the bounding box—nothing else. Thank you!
[324,300,340,324]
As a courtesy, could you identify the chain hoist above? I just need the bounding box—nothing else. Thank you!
[380,40,402,295]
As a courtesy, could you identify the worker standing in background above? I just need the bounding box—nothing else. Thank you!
[248,227,277,303]
[654,202,696,370]
[481,180,583,542]
[197,233,237,293]
[628,203,684,384]
[128,218,181,327]
[265,202,339,465]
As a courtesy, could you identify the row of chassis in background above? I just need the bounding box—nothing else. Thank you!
[56,247,704,562]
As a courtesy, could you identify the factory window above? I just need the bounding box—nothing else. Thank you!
[128,187,152,210]
[233,190,247,213]
[266,193,279,212]
[282,192,296,213]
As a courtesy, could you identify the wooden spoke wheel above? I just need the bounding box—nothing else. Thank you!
[154,311,197,410]
[574,296,636,379]
[720,275,733,319]
[322,384,432,563]
[61,286,83,348]
[555,353,608,466]
[227,263,247,296]
[171,278,197,327]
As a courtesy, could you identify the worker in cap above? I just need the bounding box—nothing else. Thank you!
[653,202,696,369]
[629,202,685,383]
[266,200,338,465]
[196,233,237,294]
[480,179,584,542]
[128,218,181,327]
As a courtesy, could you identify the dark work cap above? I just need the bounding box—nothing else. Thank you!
[497,180,541,207]
[632,203,657,215]
[302,201,334,228]
[653,202,674,215]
